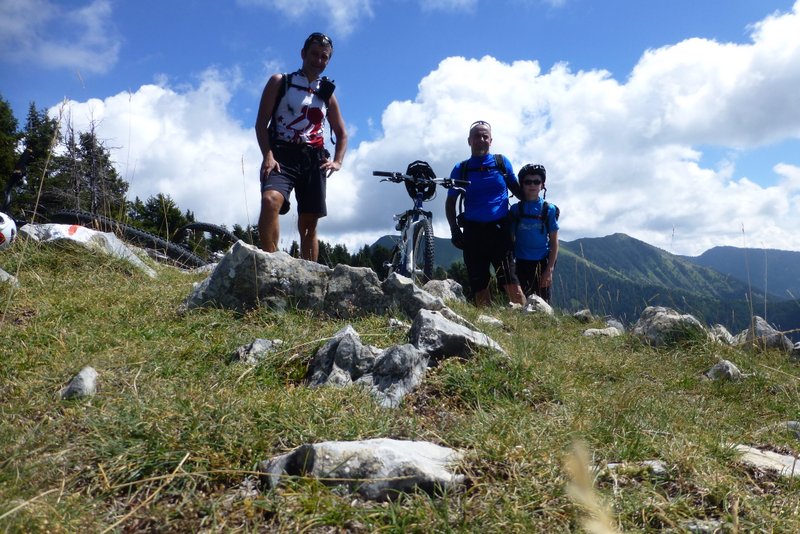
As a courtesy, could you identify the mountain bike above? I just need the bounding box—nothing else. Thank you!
[2,149,237,269]
[373,160,467,284]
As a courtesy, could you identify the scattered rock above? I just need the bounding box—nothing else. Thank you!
[230,338,284,365]
[0,267,19,288]
[182,244,330,313]
[60,366,98,400]
[422,279,466,303]
[703,359,745,381]
[632,306,709,347]
[600,459,668,477]
[522,294,554,316]
[582,327,621,338]
[476,314,504,328]
[307,325,429,408]
[324,264,388,318]
[683,519,725,533]
[573,309,593,323]
[259,438,465,501]
[20,223,157,278]
[605,317,625,334]
[734,444,800,478]
[387,317,409,329]
[710,324,735,345]
[409,309,505,360]
[736,316,793,353]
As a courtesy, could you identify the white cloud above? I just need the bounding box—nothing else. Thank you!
[52,1,800,255]
[53,69,262,234]
[236,0,374,36]
[0,0,119,73]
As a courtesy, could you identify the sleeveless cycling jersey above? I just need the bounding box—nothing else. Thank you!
[272,71,328,148]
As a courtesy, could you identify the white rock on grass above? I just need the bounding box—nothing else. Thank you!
[0,267,19,287]
[259,438,465,501]
[476,314,504,328]
[20,223,157,278]
[522,294,554,316]
[60,366,98,399]
[734,444,800,478]
[582,327,621,337]
[703,359,746,381]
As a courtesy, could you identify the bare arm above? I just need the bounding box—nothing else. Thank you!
[445,194,458,231]
[255,74,283,178]
[541,231,559,288]
[321,94,348,175]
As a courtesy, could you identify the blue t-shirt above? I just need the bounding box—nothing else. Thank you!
[510,198,559,260]
[448,154,515,223]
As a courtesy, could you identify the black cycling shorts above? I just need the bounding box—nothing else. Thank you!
[516,257,551,302]
[462,217,519,292]
[261,143,328,217]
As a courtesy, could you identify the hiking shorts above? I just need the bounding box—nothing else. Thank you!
[261,142,328,217]
[462,217,519,291]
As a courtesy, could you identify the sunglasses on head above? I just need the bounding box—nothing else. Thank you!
[304,32,333,49]
[523,179,542,186]
[469,120,491,130]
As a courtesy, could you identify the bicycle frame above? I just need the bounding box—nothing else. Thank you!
[392,197,433,279]
[373,166,467,284]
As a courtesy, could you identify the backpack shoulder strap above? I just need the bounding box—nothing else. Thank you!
[542,201,550,234]
[459,159,470,182]
[269,73,290,139]
[494,154,521,199]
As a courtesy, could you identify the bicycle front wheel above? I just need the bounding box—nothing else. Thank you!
[411,217,434,284]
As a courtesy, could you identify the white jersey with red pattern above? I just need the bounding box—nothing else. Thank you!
[271,71,328,148]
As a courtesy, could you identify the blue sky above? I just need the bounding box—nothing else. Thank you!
[1,0,799,255]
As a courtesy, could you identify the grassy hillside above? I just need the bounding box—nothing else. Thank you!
[2,242,799,532]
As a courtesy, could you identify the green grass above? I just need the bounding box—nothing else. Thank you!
[1,241,799,532]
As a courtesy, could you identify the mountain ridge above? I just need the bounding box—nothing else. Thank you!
[370,232,800,340]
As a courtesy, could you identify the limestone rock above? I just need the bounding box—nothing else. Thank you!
[736,316,794,353]
[422,279,466,303]
[522,294,554,316]
[20,223,156,278]
[409,308,505,360]
[259,438,465,500]
[583,327,622,337]
[632,306,708,347]
[230,339,284,365]
[60,366,98,400]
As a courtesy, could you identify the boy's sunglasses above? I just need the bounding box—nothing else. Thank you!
[523,179,542,186]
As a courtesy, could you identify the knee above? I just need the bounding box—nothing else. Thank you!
[261,191,283,213]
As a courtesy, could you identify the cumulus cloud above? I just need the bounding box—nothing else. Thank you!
[236,0,374,36]
[55,69,262,232]
[54,1,800,255]
[0,0,119,73]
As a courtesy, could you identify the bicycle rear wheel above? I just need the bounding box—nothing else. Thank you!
[171,222,240,262]
[411,217,434,284]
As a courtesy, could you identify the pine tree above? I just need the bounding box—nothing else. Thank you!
[0,95,21,191]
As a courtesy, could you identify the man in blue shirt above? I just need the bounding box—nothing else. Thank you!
[445,121,525,307]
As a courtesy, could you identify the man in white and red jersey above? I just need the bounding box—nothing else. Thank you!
[255,32,348,261]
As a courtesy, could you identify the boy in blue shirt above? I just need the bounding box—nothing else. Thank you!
[509,164,559,302]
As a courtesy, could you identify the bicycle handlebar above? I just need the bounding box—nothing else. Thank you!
[372,170,469,188]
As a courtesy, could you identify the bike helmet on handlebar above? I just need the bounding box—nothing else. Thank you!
[405,160,437,201]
